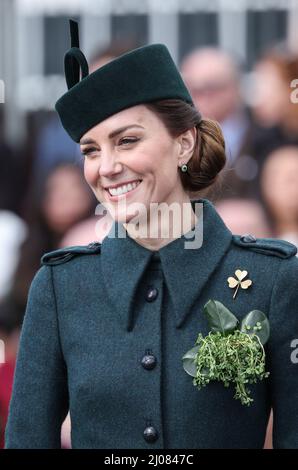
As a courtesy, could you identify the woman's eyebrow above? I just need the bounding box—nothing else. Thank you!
[80,124,145,145]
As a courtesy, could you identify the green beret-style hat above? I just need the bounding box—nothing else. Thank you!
[55,20,195,143]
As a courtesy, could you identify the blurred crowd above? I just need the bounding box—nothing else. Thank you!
[1,39,298,449]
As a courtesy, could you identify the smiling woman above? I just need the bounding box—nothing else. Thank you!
[5,19,298,449]
[79,100,225,248]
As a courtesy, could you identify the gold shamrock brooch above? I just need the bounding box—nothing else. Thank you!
[227,269,252,299]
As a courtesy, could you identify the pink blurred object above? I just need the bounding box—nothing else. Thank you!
[60,214,113,248]
[0,358,15,448]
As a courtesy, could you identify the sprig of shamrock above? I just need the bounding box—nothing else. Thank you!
[182,300,270,406]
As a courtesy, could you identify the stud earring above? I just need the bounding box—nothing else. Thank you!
[180,163,188,173]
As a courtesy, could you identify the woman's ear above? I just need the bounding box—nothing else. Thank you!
[177,127,197,164]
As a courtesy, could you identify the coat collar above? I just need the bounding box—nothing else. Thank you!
[101,198,232,331]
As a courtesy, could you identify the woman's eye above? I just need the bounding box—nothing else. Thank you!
[119,137,139,146]
[81,148,98,157]
[81,138,139,156]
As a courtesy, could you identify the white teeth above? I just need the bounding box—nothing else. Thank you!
[108,180,141,196]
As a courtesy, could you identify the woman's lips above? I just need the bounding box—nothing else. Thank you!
[104,180,142,202]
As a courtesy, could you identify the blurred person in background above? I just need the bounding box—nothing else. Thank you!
[215,198,272,238]
[180,47,260,201]
[8,162,96,318]
[252,47,298,134]
[250,47,298,166]
[261,146,298,252]
[60,205,113,247]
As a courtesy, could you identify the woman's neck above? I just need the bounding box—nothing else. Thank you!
[123,196,198,251]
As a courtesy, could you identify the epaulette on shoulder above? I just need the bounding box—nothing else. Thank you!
[232,234,297,259]
[41,241,101,266]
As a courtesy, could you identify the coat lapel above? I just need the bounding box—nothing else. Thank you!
[101,222,153,332]
[158,199,232,328]
[101,198,232,331]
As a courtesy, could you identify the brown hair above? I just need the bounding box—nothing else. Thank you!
[145,99,226,197]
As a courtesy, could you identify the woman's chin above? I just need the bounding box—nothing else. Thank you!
[115,211,142,225]
[104,200,148,225]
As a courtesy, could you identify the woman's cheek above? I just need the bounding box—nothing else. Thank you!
[83,160,97,187]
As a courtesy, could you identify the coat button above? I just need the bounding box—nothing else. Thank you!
[143,426,158,443]
[146,286,158,302]
[240,234,256,243]
[141,354,157,370]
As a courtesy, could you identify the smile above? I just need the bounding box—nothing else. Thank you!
[106,180,142,197]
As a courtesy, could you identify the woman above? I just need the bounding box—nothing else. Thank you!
[5,21,298,449]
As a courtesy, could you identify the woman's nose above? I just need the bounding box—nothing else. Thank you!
[98,151,122,177]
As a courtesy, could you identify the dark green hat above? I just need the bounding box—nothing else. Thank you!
[55,20,195,143]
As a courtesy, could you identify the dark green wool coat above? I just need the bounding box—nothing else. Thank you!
[5,198,298,449]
